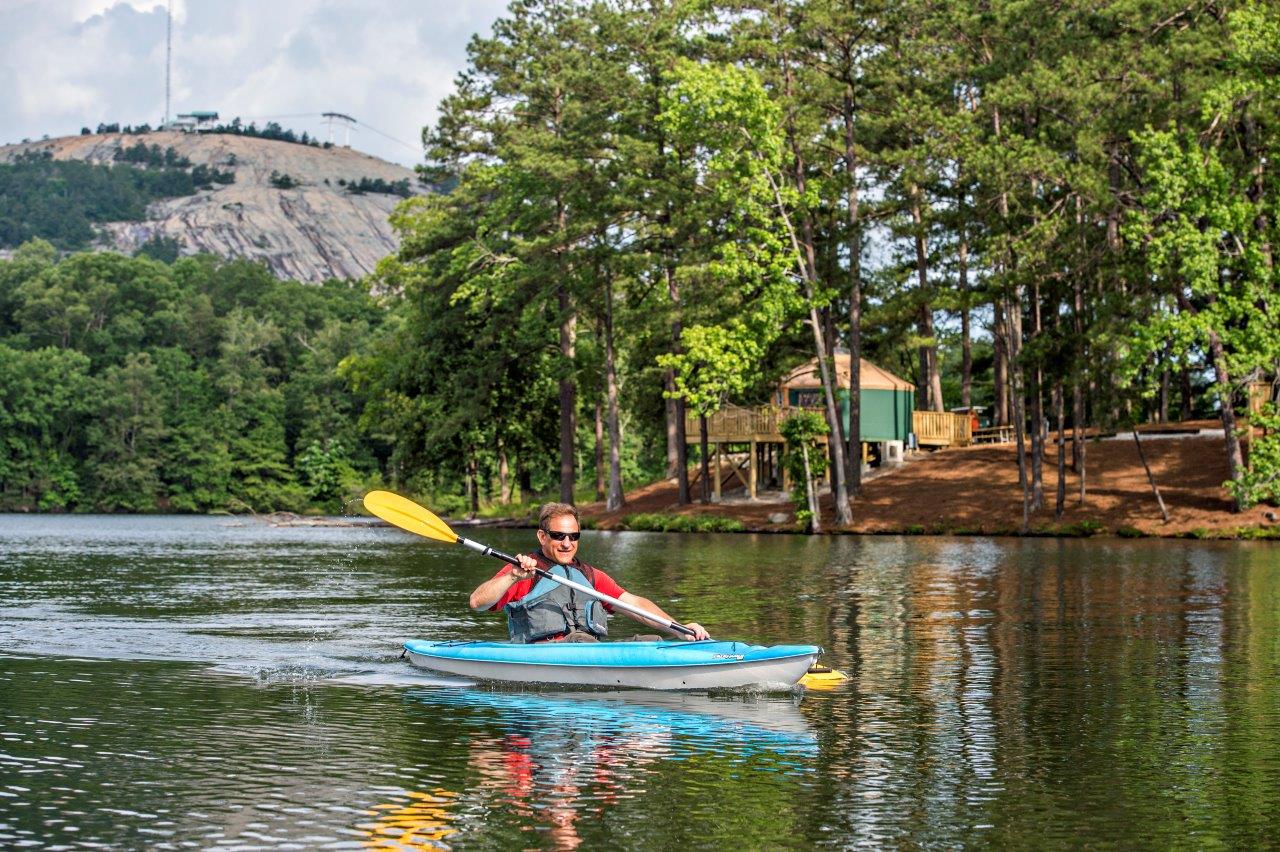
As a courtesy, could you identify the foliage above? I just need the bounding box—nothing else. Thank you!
[0,152,198,250]
[269,171,300,189]
[619,513,744,533]
[779,409,828,525]
[341,176,411,197]
[134,235,183,263]
[204,119,322,148]
[1232,404,1280,508]
[0,244,386,512]
[656,61,799,418]
[115,142,192,168]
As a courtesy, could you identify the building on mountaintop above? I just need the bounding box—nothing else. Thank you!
[164,111,220,133]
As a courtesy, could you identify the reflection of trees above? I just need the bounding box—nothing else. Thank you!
[799,538,1280,846]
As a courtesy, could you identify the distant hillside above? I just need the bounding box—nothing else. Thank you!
[0,131,429,282]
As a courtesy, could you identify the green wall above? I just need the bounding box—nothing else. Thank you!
[787,388,915,442]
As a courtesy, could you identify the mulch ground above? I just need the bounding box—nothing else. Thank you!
[580,425,1279,538]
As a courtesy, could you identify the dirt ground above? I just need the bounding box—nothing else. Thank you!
[581,424,1279,537]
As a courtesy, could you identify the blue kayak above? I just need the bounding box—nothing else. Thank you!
[403,639,822,690]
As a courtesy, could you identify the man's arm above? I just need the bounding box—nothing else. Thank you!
[616,591,710,640]
[469,555,537,611]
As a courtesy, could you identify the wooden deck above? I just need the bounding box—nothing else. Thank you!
[682,404,799,444]
[913,410,972,447]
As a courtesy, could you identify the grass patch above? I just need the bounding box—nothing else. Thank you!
[619,513,744,533]
[1180,525,1280,541]
[1116,525,1146,538]
[1060,519,1104,537]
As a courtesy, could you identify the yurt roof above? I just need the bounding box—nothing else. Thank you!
[780,353,915,392]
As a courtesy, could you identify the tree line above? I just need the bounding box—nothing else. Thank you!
[0,242,385,512]
[347,0,1279,523]
[0,152,204,251]
[4,0,1277,520]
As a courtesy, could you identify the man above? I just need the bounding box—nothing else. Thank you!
[469,502,710,643]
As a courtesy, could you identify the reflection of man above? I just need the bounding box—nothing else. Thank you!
[468,502,709,643]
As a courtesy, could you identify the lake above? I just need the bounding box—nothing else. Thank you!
[2,515,1278,848]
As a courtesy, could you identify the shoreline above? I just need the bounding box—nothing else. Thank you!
[579,433,1280,541]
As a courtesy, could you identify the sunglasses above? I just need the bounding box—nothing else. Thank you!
[542,529,581,542]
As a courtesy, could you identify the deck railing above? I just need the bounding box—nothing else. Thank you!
[913,410,972,447]
[683,405,799,443]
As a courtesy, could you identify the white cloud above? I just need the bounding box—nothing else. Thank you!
[0,0,509,165]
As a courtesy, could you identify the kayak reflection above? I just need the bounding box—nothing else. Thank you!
[407,687,817,759]
[403,688,817,849]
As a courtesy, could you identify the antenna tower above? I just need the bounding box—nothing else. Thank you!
[164,0,172,127]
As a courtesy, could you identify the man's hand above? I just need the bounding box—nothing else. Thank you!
[681,622,710,641]
[512,553,539,581]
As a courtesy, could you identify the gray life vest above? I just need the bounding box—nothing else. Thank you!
[503,553,609,644]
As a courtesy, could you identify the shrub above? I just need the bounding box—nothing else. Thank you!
[619,513,743,533]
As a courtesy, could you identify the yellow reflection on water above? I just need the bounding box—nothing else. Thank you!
[359,788,459,850]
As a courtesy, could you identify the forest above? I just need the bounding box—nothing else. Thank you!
[342,0,1280,523]
[0,152,205,251]
[0,243,383,512]
[3,0,1278,521]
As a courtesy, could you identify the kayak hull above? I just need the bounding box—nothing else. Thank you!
[403,639,821,690]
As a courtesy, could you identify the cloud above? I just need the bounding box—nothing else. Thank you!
[0,0,509,165]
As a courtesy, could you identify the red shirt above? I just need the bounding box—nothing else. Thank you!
[487,562,626,612]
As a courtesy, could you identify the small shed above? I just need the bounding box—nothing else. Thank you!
[778,353,915,444]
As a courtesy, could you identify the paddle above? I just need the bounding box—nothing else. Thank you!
[362,490,698,638]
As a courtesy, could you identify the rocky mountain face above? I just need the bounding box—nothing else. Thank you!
[0,131,428,282]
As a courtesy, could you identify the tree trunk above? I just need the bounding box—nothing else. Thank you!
[558,281,576,504]
[603,277,625,512]
[594,400,605,502]
[1011,285,1031,531]
[667,266,690,505]
[959,228,972,410]
[1207,331,1246,512]
[1133,428,1169,522]
[1179,366,1194,420]
[843,85,862,497]
[466,452,479,517]
[1030,282,1044,511]
[1055,382,1066,520]
[699,413,711,505]
[802,441,820,534]
[909,186,943,411]
[498,438,511,504]
[1158,348,1171,423]
[777,116,852,526]
[994,301,1010,427]
[518,458,531,503]
[1072,269,1086,504]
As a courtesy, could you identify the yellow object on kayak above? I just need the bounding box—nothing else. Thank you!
[799,664,849,690]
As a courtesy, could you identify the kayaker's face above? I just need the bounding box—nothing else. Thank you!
[538,515,580,565]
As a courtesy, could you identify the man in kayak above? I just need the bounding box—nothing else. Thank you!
[468,502,711,643]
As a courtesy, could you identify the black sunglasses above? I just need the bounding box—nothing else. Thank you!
[542,529,581,542]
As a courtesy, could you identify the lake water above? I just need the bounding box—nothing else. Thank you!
[2,515,1278,848]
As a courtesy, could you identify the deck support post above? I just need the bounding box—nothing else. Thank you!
[749,439,757,499]
[713,442,722,502]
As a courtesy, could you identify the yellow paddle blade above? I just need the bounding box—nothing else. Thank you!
[363,491,459,544]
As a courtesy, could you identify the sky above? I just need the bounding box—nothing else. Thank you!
[0,0,511,167]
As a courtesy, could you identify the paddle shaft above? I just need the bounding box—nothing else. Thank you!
[456,535,698,638]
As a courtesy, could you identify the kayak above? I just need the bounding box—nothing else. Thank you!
[403,639,822,691]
